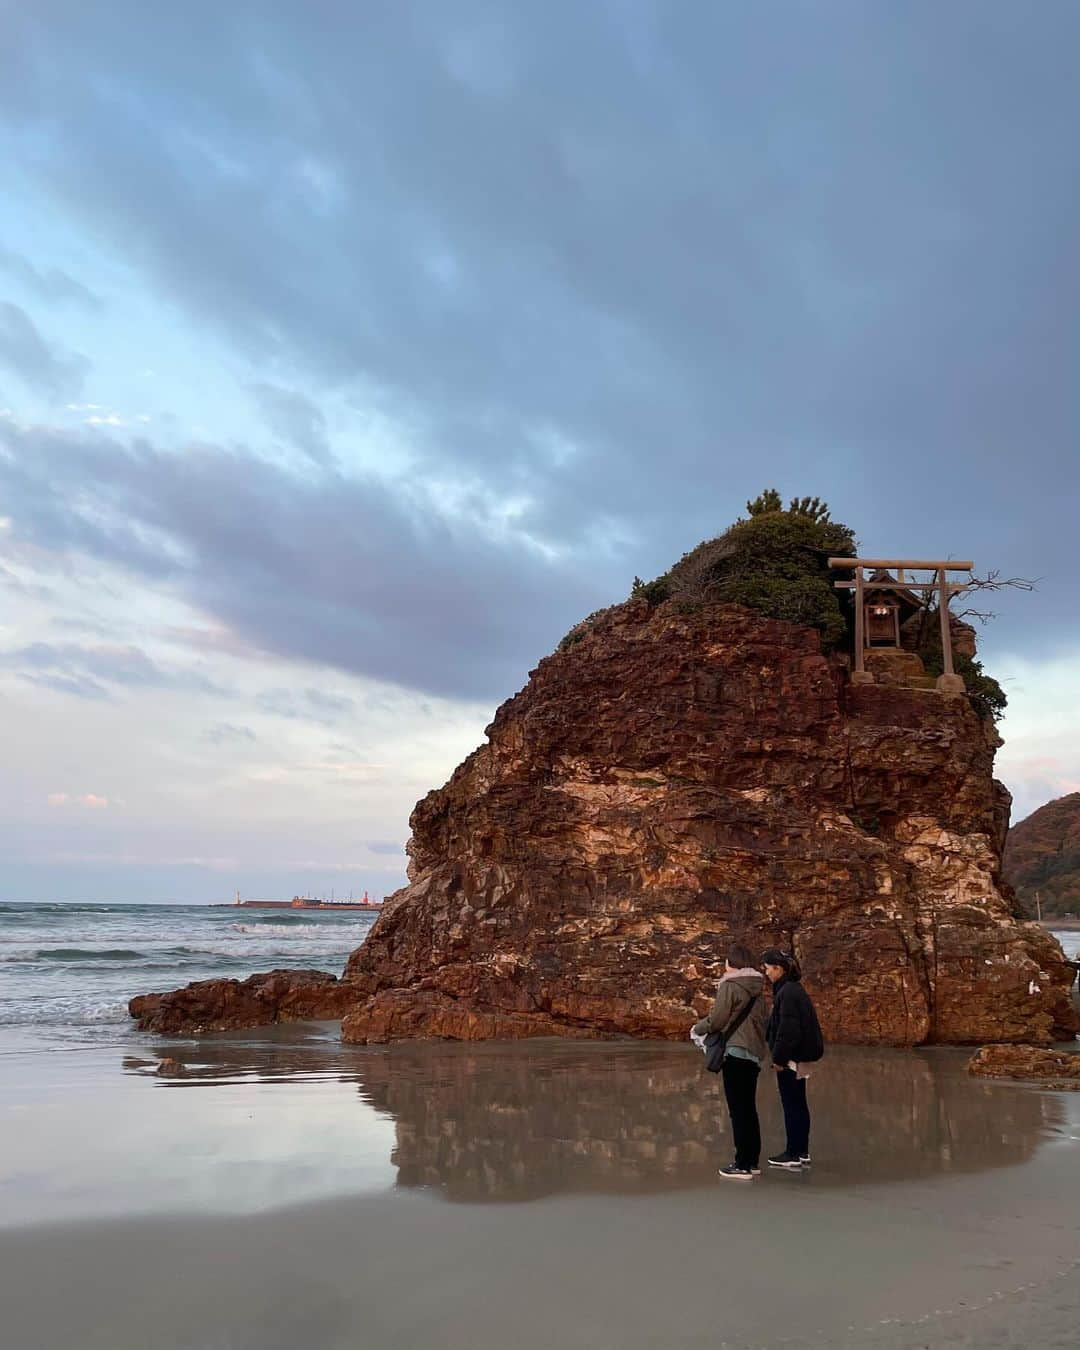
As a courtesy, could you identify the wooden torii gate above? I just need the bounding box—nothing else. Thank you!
[828,557,973,688]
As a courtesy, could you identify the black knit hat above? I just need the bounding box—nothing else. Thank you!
[760,948,792,968]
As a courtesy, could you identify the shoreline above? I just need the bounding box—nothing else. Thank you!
[4,1158,1080,1350]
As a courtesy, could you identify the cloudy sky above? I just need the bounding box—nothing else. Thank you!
[2,2,1078,903]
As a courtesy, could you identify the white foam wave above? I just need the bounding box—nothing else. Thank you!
[0,998,129,1026]
[228,921,371,937]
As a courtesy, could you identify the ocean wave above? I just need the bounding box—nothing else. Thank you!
[0,903,121,915]
[0,901,372,1037]
[0,947,147,963]
[228,920,372,937]
[248,913,333,926]
[2,934,367,960]
[0,998,130,1026]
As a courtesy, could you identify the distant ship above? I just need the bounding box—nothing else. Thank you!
[218,890,384,912]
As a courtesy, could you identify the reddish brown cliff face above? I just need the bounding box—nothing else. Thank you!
[341,599,1077,1047]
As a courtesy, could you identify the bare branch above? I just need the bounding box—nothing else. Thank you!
[932,570,1037,626]
[954,605,999,624]
[961,568,1039,594]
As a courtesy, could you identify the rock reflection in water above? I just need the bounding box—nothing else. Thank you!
[126,1035,1063,1203]
[349,1042,1062,1202]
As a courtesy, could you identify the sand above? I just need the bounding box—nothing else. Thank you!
[2,1026,1079,1349]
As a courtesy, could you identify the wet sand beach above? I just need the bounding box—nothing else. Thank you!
[2,1027,1079,1349]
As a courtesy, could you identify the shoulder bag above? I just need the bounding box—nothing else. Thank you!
[703,992,758,1074]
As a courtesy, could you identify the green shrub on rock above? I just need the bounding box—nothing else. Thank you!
[919,644,1007,722]
[560,490,1010,723]
[631,492,856,648]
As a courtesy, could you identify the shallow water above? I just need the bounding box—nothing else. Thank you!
[2,1027,1076,1226]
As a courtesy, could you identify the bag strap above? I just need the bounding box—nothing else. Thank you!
[707,990,758,1045]
[722,991,758,1042]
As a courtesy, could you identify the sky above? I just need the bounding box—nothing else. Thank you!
[1,1,1079,903]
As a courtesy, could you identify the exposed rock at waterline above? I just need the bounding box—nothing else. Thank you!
[968,1043,1080,1088]
[129,969,357,1034]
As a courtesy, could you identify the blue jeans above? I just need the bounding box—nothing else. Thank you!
[776,1066,810,1156]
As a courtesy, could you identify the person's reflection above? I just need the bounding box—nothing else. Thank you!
[349,1044,1061,1203]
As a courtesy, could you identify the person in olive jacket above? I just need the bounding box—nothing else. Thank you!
[761,948,824,1170]
[692,942,769,1180]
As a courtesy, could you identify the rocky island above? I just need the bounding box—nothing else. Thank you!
[132,496,1078,1045]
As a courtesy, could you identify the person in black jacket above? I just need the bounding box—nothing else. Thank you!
[761,948,824,1170]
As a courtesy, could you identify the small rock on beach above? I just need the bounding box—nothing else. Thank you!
[968,1043,1080,1088]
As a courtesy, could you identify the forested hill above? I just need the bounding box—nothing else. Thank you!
[1005,793,1080,917]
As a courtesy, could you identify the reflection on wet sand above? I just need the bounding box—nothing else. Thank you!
[127,1032,1064,1203]
[360,1043,1064,1199]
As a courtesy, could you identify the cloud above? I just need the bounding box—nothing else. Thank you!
[251,382,333,466]
[206,721,257,745]
[0,2,1078,691]
[303,688,354,718]
[23,671,111,700]
[47,615,115,637]
[0,560,53,600]
[4,7,1079,639]
[0,639,223,698]
[66,404,150,428]
[995,649,1080,821]
[46,792,110,809]
[366,839,404,856]
[246,759,389,785]
[255,686,355,725]
[0,422,607,700]
[0,303,89,399]
[0,245,102,309]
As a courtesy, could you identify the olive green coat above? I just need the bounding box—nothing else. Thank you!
[692,971,768,1061]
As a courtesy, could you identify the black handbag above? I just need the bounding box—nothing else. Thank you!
[703,992,758,1073]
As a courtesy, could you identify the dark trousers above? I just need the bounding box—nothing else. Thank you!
[721,1055,761,1170]
[776,1066,811,1156]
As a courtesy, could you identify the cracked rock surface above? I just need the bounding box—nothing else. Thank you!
[339,599,1077,1046]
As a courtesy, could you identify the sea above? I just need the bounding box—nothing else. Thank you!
[0,901,378,1048]
[2,901,1075,1052]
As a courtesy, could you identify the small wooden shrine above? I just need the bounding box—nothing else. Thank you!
[862,569,924,647]
[828,557,973,690]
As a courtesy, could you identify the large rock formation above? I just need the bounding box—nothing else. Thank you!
[1004,791,1080,917]
[341,598,1077,1047]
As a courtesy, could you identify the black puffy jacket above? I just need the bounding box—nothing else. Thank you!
[765,976,824,1066]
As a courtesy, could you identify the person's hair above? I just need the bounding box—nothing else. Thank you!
[760,947,802,980]
[727,942,756,970]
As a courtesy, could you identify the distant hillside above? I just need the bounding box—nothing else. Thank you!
[1004,793,1080,917]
